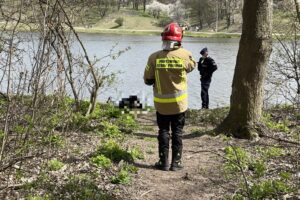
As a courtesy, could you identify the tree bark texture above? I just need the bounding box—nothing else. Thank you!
[216,0,273,139]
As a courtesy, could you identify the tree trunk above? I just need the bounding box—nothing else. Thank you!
[216,0,273,139]
[143,0,146,12]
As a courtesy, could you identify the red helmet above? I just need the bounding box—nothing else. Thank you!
[161,22,183,42]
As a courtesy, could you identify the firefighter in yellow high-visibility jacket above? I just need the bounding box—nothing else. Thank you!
[144,23,196,171]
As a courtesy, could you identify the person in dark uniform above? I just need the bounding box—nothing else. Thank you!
[198,48,218,109]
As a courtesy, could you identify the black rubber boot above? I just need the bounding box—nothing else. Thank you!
[155,149,169,171]
[170,150,183,171]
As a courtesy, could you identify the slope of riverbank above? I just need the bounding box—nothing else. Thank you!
[1,102,299,199]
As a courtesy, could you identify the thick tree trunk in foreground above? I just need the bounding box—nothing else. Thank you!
[216,0,273,139]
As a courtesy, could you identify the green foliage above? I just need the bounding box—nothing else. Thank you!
[224,145,296,199]
[111,169,130,184]
[90,155,112,169]
[13,125,25,134]
[27,196,51,200]
[116,114,138,133]
[256,146,285,159]
[262,113,290,132]
[249,160,267,178]
[248,179,294,199]
[43,134,65,147]
[279,171,292,180]
[47,159,64,171]
[0,130,4,139]
[115,17,124,26]
[122,164,139,174]
[70,112,92,131]
[128,146,144,160]
[102,104,122,118]
[224,146,249,173]
[110,163,139,185]
[97,140,133,163]
[100,121,122,138]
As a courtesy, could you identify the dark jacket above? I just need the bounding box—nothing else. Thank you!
[198,56,217,80]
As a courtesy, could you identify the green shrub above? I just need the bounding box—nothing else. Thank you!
[47,159,64,171]
[98,140,133,163]
[256,146,285,159]
[101,121,122,138]
[111,169,130,184]
[43,134,65,147]
[129,146,144,160]
[90,155,112,169]
[27,196,51,200]
[224,146,249,173]
[249,179,294,199]
[122,164,139,174]
[262,113,290,132]
[116,114,138,133]
[115,17,124,27]
[102,104,122,118]
[249,160,267,178]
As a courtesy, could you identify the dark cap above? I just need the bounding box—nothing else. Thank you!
[200,47,208,55]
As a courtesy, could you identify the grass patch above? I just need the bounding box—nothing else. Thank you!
[90,155,112,169]
[47,159,64,171]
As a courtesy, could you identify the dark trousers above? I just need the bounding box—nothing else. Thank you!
[156,112,185,155]
[201,78,211,109]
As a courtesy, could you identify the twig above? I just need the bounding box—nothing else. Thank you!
[262,134,300,146]
[230,144,251,200]
[0,155,35,172]
[0,184,24,191]
[256,124,300,146]
[140,189,154,198]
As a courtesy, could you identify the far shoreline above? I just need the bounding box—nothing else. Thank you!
[74,27,242,39]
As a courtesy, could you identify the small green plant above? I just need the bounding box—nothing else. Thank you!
[249,179,294,199]
[249,159,267,178]
[101,121,122,138]
[47,159,64,171]
[0,130,4,139]
[224,146,249,174]
[262,113,290,132]
[70,112,91,131]
[111,169,130,184]
[102,104,122,118]
[43,134,65,147]
[90,155,112,169]
[116,114,138,133]
[256,146,285,159]
[27,196,51,200]
[122,164,139,174]
[146,149,154,154]
[98,140,133,163]
[129,146,144,160]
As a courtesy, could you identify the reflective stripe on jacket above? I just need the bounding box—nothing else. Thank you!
[144,47,196,115]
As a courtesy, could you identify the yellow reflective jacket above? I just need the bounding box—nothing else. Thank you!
[144,47,196,115]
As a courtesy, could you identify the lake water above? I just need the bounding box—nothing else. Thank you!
[77,33,239,109]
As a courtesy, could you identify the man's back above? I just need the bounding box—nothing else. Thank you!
[144,48,195,115]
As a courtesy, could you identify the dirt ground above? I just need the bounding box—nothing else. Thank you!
[122,113,238,200]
